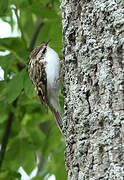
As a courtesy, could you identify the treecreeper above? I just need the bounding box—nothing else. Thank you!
[28,40,63,133]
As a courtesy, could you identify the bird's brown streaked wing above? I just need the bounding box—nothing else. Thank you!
[28,58,48,112]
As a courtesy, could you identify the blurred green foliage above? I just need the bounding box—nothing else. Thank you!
[0,0,66,179]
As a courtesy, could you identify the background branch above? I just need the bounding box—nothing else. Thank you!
[28,18,43,51]
[0,100,17,170]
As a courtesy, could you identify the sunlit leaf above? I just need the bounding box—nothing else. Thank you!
[7,68,26,103]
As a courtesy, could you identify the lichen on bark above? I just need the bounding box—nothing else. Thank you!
[60,0,124,179]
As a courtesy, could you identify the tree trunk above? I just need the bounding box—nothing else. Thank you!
[61,0,124,179]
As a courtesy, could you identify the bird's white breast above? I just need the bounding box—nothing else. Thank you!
[45,46,60,91]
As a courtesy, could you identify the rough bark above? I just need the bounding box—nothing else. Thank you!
[61,0,124,179]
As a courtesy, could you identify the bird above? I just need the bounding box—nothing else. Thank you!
[28,40,63,133]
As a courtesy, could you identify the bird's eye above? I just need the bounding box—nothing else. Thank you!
[42,47,46,54]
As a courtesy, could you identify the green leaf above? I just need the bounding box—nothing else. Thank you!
[37,18,62,55]
[9,0,29,9]
[22,150,36,175]
[24,71,36,98]
[0,101,8,123]
[4,137,36,174]
[0,170,21,180]
[0,38,27,63]
[0,54,18,74]
[32,176,44,180]
[7,68,26,103]
[28,3,57,19]
[27,128,46,149]
[0,38,24,51]
[0,0,8,16]
[20,11,34,42]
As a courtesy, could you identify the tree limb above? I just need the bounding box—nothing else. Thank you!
[0,100,17,171]
[28,18,43,51]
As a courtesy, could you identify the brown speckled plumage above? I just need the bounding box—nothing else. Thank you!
[28,45,48,109]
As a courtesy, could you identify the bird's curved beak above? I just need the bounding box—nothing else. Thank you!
[45,40,51,46]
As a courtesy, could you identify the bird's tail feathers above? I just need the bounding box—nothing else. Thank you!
[48,100,63,133]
